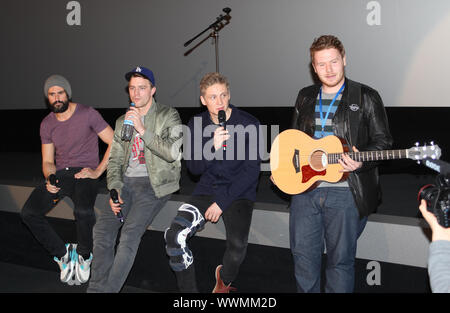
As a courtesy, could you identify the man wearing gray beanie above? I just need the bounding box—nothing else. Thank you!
[21,74,114,285]
[44,74,72,100]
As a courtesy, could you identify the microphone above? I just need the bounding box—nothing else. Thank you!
[48,174,59,205]
[223,7,231,14]
[110,189,124,223]
[218,110,227,151]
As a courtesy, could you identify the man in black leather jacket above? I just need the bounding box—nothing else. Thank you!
[288,35,392,292]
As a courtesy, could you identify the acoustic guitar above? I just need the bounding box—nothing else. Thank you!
[270,129,441,195]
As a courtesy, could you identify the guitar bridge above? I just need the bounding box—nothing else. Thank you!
[293,149,300,173]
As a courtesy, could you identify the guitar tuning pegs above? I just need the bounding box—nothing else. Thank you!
[417,160,421,164]
[430,141,435,146]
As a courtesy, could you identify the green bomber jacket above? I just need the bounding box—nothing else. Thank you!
[107,99,182,198]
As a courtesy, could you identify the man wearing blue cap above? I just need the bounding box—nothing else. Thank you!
[87,66,182,292]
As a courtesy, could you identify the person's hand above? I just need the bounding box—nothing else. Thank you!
[213,126,230,151]
[270,175,277,186]
[46,177,60,194]
[205,202,223,223]
[419,199,450,242]
[74,167,100,179]
[339,146,362,172]
[125,107,145,135]
[109,193,124,216]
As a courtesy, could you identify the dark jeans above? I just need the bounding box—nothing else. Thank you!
[21,167,98,258]
[87,176,169,293]
[167,195,254,292]
[289,187,367,293]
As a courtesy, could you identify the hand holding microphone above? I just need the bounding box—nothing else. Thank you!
[215,110,229,151]
[47,174,60,204]
[110,189,124,223]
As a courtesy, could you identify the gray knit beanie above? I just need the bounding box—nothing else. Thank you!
[44,74,72,99]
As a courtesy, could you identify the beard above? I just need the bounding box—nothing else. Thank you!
[49,100,69,113]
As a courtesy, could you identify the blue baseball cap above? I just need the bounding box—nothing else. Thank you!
[125,66,155,86]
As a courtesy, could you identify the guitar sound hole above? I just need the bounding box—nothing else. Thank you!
[310,150,327,171]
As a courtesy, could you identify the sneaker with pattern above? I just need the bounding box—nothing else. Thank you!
[75,252,93,284]
[53,243,73,283]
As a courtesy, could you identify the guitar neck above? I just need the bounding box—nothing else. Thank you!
[328,149,409,163]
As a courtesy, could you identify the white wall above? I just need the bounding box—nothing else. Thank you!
[2,0,450,109]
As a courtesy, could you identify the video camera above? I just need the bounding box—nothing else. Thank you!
[418,158,450,228]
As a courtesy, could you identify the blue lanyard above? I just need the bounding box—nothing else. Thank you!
[319,82,346,136]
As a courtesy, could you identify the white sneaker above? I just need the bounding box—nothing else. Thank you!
[75,252,93,284]
[53,243,73,283]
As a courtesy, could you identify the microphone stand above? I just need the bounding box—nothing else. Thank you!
[184,8,232,73]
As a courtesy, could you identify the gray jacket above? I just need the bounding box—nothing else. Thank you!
[428,240,450,293]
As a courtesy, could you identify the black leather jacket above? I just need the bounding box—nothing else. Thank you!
[291,78,393,218]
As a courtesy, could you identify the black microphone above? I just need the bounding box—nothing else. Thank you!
[110,189,124,223]
[223,7,231,14]
[218,110,227,151]
[48,174,59,205]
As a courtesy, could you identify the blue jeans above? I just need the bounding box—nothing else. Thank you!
[289,187,367,293]
[87,176,169,293]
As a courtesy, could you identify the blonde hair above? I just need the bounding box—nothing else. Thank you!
[199,72,230,95]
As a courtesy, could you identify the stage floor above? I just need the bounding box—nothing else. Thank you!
[0,210,430,294]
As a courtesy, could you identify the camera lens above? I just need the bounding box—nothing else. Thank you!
[418,184,438,206]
